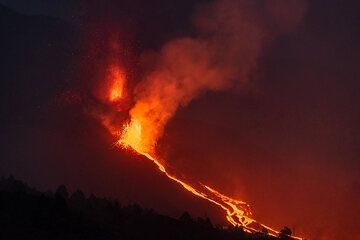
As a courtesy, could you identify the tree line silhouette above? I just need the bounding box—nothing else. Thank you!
[0,176,295,240]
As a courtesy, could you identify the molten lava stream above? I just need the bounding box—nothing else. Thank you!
[114,118,303,240]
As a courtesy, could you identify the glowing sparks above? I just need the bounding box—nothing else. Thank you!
[119,118,154,154]
[107,64,125,103]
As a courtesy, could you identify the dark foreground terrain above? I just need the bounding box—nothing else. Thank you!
[0,176,296,240]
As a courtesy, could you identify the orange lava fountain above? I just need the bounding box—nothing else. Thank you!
[113,118,303,239]
[107,64,125,103]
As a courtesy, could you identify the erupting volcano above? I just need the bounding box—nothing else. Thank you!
[2,0,360,239]
[93,0,309,238]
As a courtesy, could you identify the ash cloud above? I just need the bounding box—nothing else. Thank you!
[129,0,307,151]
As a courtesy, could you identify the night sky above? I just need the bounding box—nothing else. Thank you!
[1,1,359,239]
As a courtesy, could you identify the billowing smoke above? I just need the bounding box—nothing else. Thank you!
[128,0,307,152]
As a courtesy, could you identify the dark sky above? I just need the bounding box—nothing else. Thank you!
[0,1,359,239]
[0,0,76,20]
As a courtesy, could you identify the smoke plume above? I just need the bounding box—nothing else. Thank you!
[128,0,307,152]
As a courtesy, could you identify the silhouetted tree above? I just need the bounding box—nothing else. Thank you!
[279,226,293,240]
[196,217,213,229]
[0,176,281,240]
[205,217,213,229]
[44,190,54,198]
[69,189,86,208]
[179,211,193,223]
[55,185,69,199]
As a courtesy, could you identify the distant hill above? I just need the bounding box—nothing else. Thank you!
[0,176,298,240]
[0,3,77,124]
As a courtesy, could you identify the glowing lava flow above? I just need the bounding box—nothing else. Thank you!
[115,118,303,239]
